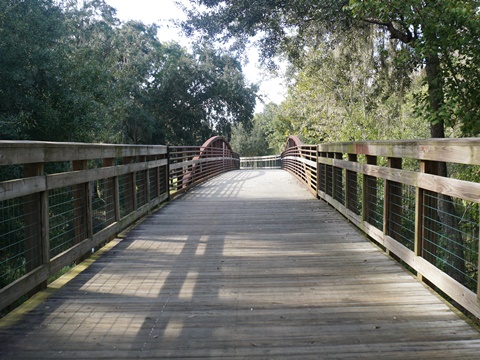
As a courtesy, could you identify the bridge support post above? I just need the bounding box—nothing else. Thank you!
[384,158,403,258]
[363,156,378,226]
[346,154,358,215]
[23,163,49,295]
[333,153,343,204]
[103,158,117,227]
[72,160,93,263]
[415,160,440,286]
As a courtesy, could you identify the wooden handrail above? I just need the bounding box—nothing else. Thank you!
[0,138,239,311]
[282,137,480,320]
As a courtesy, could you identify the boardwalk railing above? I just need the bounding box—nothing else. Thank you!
[240,155,281,169]
[282,136,480,319]
[0,136,238,311]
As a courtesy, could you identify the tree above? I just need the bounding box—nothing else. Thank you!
[1,0,257,146]
[348,0,480,138]
[146,43,258,145]
[230,115,272,156]
[278,25,429,144]
[183,0,350,68]
[184,0,480,138]
[0,0,66,140]
[348,1,480,285]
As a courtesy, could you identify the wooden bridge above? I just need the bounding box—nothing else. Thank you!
[1,136,480,358]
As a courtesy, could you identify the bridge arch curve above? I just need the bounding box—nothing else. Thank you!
[284,135,303,151]
[181,135,237,189]
[200,135,233,154]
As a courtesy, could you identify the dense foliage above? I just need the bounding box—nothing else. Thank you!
[184,0,480,142]
[0,0,257,145]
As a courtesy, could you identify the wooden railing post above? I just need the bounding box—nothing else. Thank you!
[346,154,358,214]
[363,155,377,225]
[326,152,334,197]
[145,156,151,206]
[166,146,171,201]
[23,163,48,293]
[333,152,343,203]
[72,160,92,243]
[103,158,116,225]
[318,151,326,194]
[72,160,92,262]
[384,158,402,257]
[123,156,136,213]
[478,238,480,302]
[416,160,440,269]
[315,146,320,198]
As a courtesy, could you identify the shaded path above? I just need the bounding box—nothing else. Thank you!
[1,170,480,359]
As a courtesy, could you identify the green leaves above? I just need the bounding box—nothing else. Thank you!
[184,0,350,67]
[186,0,480,139]
[348,0,480,137]
[0,0,257,145]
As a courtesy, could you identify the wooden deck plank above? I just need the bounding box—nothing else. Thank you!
[1,169,480,359]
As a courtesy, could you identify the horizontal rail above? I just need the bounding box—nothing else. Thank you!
[0,139,238,311]
[282,138,480,320]
[240,155,281,169]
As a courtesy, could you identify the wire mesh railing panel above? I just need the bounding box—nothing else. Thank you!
[149,168,158,201]
[318,163,326,194]
[365,177,384,231]
[159,166,167,195]
[388,183,415,251]
[0,196,41,289]
[334,168,345,205]
[422,192,479,291]
[49,186,84,258]
[136,171,147,208]
[119,174,134,218]
[91,178,116,234]
[326,165,333,197]
[347,171,360,215]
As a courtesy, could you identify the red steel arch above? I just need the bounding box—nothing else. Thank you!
[179,136,238,190]
[284,135,303,151]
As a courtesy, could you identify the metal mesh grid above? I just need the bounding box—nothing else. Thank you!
[159,166,167,195]
[136,171,147,208]
[356,174,364,216]
[318,163,326,192]
[388,183,415,250]
[0,196,41,289]
[334,168,345,205]
[149,168,158,201]
[119,174,134,218]
[347,171,360,215]
[92,178,116,234]
[326,165,333,196]
[365,177,384,231]
[49,186,84,258]
[422,192,479,291]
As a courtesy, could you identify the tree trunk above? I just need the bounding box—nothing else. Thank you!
[425,53,466,285]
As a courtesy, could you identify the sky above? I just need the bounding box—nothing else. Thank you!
[104,0,285,112]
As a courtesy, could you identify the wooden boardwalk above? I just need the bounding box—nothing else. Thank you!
[1,170,480,359]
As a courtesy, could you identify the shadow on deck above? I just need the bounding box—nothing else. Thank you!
[1,170,480,359]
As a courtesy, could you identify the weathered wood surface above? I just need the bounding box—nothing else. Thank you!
[1,170,480,359]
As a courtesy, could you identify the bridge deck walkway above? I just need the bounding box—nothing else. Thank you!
[1,170,480,359]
